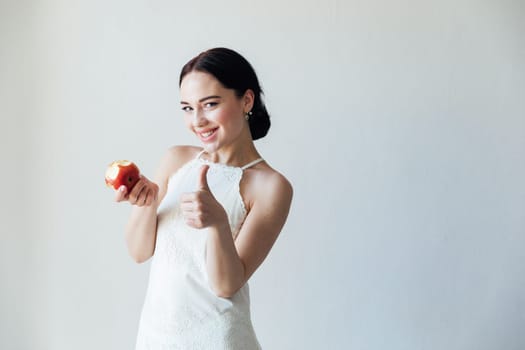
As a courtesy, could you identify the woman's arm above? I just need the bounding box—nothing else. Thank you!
[181,165,293,297]
[119,146,196,263]
[212,171,292,297]
[123,193,160,263]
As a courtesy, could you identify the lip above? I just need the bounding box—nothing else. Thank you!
[197,127,218,142]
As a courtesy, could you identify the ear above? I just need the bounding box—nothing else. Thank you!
[243,89,255,112]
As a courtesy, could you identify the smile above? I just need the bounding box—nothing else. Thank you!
[199,128,218,140]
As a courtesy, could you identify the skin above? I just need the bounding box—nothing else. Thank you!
[115,71,293,298]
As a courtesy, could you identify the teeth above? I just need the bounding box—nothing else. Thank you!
[201,130,214,138]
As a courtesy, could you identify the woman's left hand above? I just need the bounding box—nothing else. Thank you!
[180,165,228,229]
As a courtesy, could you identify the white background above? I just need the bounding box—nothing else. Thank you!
[1,0,524,349]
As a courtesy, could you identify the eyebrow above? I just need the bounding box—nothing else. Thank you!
[180,95,221,105]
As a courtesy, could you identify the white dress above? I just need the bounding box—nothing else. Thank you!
[135,150,263,350]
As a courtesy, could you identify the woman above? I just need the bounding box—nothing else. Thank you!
[114,47,293,349]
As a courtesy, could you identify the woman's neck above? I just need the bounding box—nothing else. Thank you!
[203,142,260,167]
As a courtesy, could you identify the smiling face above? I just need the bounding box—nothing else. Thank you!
[180,71,254,154]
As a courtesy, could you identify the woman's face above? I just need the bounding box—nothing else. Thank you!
[180,71,252,153]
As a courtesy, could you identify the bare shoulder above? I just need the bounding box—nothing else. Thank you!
[164,145,202,163]
[154,146,202,197]
[243,163,293,212]
[258,166,293,199]
[158,145,202,177]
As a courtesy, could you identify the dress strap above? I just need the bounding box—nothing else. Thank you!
[195,149,206,160]
[197,149,263,170]
[241,158,264,170]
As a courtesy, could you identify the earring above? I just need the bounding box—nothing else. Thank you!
[245,111,253,121]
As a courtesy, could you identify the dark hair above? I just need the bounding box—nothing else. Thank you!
[179,48,270,140]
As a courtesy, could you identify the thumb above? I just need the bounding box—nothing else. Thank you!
[197,165,210,191]
[114,185,128,202]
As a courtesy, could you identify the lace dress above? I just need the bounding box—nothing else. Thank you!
[135,151,263,350]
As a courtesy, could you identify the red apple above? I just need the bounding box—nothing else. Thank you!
[105,160,140,191]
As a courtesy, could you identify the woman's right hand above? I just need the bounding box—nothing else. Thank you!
[115,175,159,207]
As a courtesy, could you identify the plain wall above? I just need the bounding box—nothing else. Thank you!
[1,0,524,349]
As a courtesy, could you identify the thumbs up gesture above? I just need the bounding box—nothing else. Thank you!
[197,164,211,192]
[180,165,228,229]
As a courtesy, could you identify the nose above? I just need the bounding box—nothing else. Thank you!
[192,109,207,127]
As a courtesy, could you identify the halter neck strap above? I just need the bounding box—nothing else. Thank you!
[196,150,264,170]
[195,149,206,160]
[241,158,264,170]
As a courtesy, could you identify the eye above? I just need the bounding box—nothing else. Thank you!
[181,106,193,112]
[204,102,218,109]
